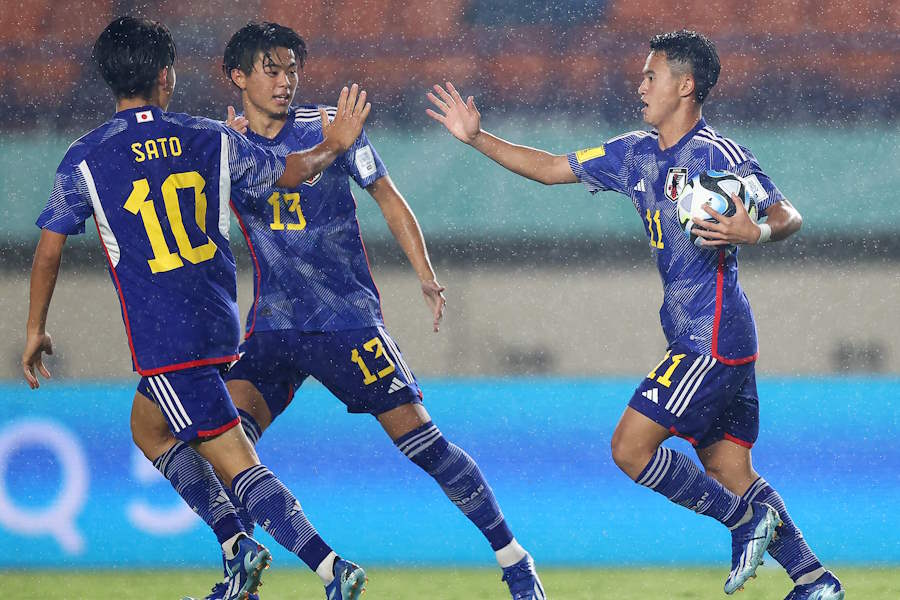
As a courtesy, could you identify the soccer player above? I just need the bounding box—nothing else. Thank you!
[427,30,843,600]
[148,21,544,600]
[22,16,371,600]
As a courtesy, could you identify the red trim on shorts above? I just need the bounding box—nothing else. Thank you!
[231,200,261,340]
[138,355,240,377]
[669,426,699,447]
[723,433,754,448]
[197,416,241,438]
[711,250,759,366]
[93,220,142,373]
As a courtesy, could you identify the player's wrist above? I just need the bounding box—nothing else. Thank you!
[755,223,772,244]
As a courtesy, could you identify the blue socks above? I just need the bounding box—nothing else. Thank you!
[743,477,823,581]
[152,441,243,545]
[636,446,748,528]
[395,421,514,551]
[231,463,333,571]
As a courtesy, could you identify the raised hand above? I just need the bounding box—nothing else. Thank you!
[693,193,762,246]
[426,82,481,145]
[321,83,371,153]
[22,331,53,389]
[421,279,447,333]
[225,105,248,135]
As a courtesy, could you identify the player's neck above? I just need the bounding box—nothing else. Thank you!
[655,108,702,150]
[244,103,288,139]
[115,96,163,113]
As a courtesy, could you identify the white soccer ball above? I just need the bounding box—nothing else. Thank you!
[677,170,757,247]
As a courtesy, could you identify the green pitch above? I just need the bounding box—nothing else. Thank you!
[3,566,897,599]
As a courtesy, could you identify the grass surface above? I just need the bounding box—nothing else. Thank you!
[2,566,897,599]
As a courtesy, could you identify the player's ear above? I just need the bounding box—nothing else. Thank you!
[679,73,696,101]
[230,68,247,91]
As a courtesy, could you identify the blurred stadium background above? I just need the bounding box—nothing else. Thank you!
[0,0,897,594]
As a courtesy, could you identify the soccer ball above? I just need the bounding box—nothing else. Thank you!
[677,170,757,247]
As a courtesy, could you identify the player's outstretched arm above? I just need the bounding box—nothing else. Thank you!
[23,229,66,389]
[277,84,372,189]
[368,176,446,332]
[426,81,576,185]
[694,195,802,246]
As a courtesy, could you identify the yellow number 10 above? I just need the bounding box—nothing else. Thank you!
[124,171,218,273]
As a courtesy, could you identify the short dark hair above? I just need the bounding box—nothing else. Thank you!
[92,16,176,99]
[649,30,720,104]
[223,22,307,84]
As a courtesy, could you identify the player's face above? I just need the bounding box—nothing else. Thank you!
[638,51,683,127]
[243,47,299,119]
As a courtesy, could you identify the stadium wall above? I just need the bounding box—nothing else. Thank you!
[0,264,896,380]
[0,377,896,567]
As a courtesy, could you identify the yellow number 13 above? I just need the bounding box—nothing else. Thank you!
[124,171,217,273]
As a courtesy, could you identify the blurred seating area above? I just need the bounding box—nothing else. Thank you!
[0,0,896,130]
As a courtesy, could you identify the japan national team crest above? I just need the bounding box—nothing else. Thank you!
[665,167,688,201]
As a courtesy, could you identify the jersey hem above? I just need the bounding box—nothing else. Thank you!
[137,354,240,377]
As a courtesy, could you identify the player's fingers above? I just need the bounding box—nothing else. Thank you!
[731,193,748,214]
[425,108,447,124]
[433,84,455,106]
[38,360,51,379]
[335,86,349,116]
[23,362,38,388]
[359,101,371,123]
[345,83,359,117]
[353,90,367,115]
[467,96,477,111]
[701,204,725,219]
[447,81,465,105]
[226,105,236,122]
[319,107,329,130]
[426,92,450,114]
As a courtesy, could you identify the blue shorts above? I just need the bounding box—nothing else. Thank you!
[224,327,423,419]
[628,345,759,449]
[137,365,240,443]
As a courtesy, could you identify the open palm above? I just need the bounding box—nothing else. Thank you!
[426,82,481,144]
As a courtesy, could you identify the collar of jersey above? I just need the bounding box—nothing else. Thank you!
[656,117,708,155]
[114,105,160,118]
[245,106,297,146]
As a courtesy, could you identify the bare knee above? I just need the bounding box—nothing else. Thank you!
[611,427,656,481]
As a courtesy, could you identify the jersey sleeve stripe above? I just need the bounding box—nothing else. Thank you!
[699,128,747,163]
[218,133,231,240]
[78,160,120,266]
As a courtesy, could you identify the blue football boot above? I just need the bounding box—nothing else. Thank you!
[221,536,271,600]
[324,557,367,600]
[784,571,844,600]
[724,502,781,594]
[501,553,547,600]
[181,581,259,600]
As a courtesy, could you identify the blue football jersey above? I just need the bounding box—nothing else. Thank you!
[36,105,286,375]
[567,118,784,364]
[229,105,388,335]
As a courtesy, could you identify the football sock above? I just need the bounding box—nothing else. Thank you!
[395,421,514,551]
[231,464,332,572]
[636,446,747,528]
[315,551,338,585]
[742,477,824,581]
[152,441,243,545]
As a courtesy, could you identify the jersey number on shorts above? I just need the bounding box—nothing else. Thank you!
[125,171,218,273]
[350,337,396,385]
[267,191,307,231]
[647,350,687,388]
[645,208,664,249]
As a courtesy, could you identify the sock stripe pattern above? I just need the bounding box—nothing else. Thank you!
[395,422,514,551]
[152,442,241,545]
[232,464,332,570]
[237,409,262,446]
[742,477,822,580]
[636,446,746,528]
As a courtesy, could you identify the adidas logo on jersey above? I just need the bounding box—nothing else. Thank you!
[387,377,405,394]
[641,388,659,403]
[634,179,646,192]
